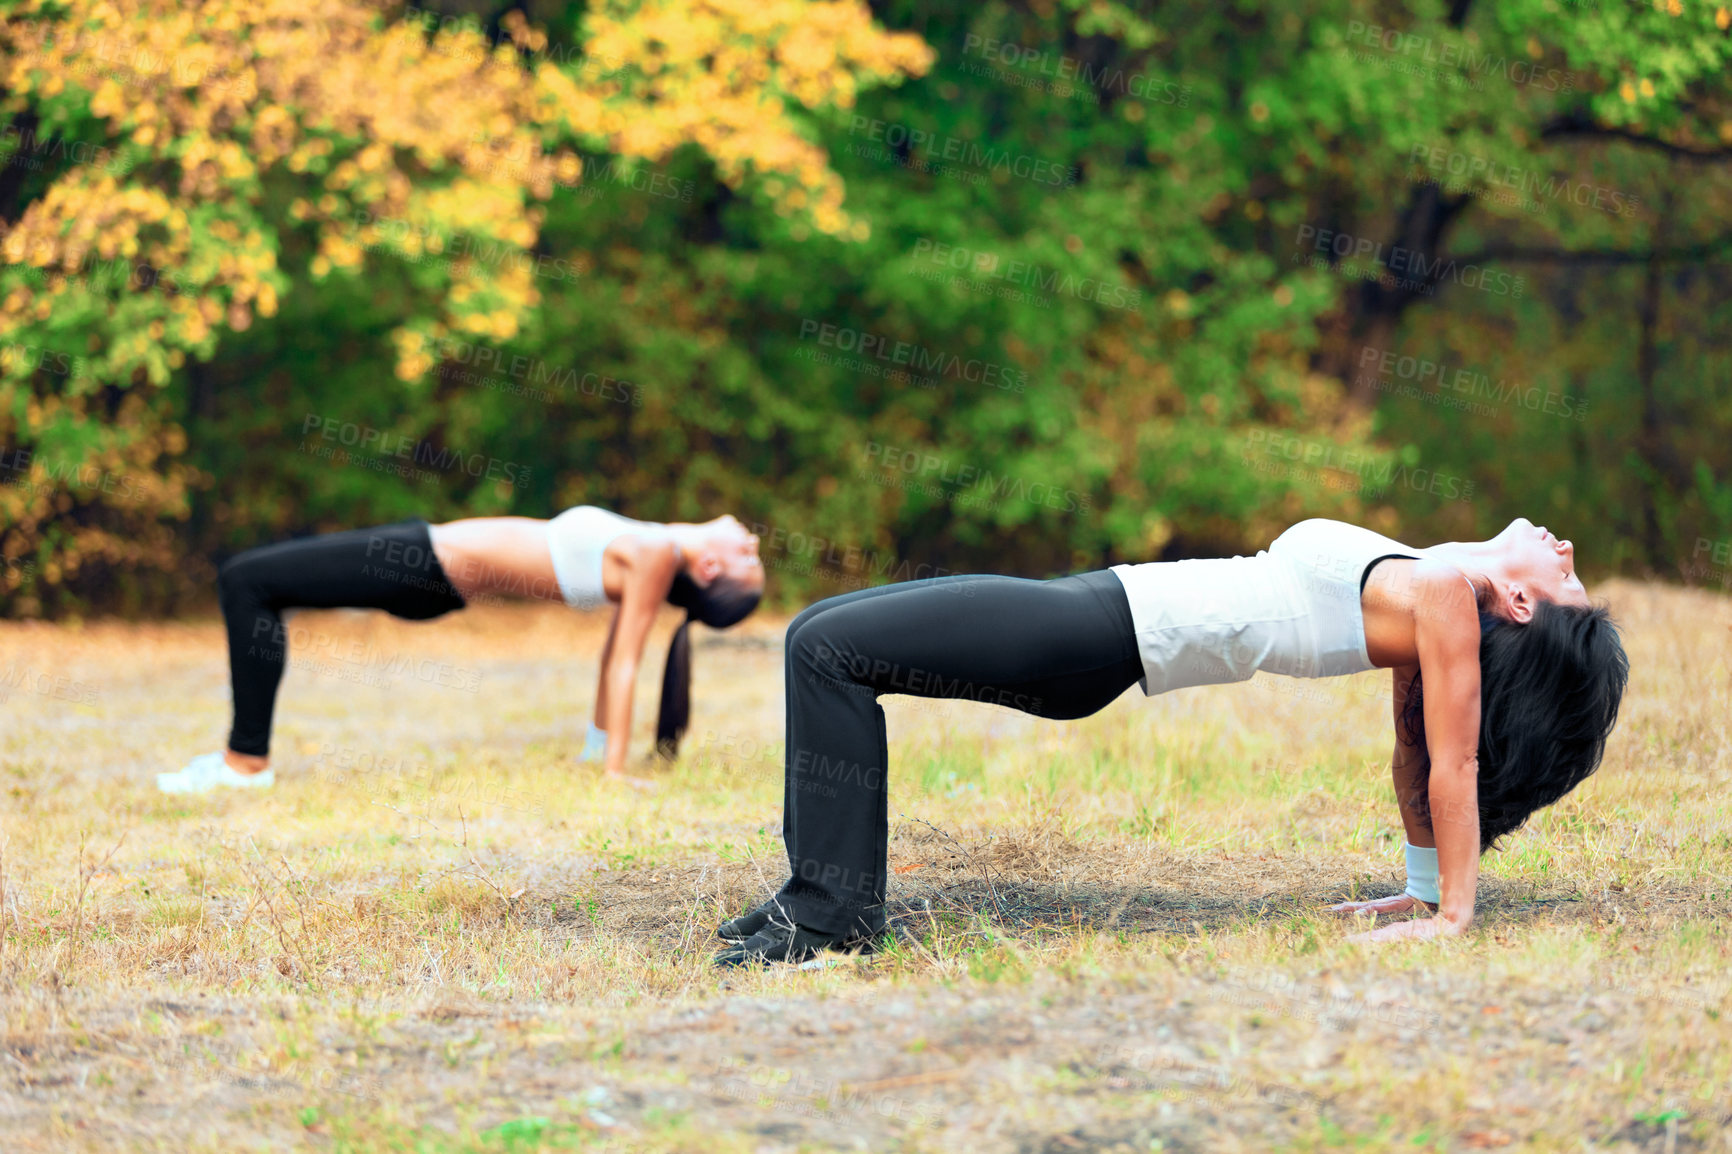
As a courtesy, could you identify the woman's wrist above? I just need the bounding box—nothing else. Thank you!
[1434,904,1473,932]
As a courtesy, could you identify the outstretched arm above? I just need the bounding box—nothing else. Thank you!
[574,614,621,762]
[1355,569,1482,941]
[1388,665,1433,849]
[595,538,680,781]
[593,613,620,731]
[1329,665,1439,917]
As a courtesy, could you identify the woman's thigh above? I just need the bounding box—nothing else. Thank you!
[790,572,1141,720]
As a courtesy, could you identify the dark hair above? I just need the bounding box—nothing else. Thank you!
[654,572,762,758]
[1399,600,1629,852]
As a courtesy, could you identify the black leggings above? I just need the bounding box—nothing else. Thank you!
[217,520,466,755]
[772,570,1143,936]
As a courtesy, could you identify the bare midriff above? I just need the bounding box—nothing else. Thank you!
[428,517,563,603]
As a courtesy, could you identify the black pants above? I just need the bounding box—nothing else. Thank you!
[772,570,1143,936]
[218,520,466,756]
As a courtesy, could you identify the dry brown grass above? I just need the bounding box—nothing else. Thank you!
[0,580,1729,1152]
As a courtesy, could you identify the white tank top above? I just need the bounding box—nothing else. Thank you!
[1108,519,1423,695]
[545,505,655,610]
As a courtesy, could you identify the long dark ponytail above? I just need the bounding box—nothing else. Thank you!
[655,572,762,758]
[1399,600,1630,851]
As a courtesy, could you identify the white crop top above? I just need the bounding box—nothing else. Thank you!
[545,505,655,610]
[1108,519,1424,696]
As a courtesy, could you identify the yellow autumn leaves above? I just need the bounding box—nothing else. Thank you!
[0,0,930,605]
[0,0,933,384]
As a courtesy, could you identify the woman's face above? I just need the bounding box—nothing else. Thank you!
[701,515,764,591]
[1492,517,1589,614]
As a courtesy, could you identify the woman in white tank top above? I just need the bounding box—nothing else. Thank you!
[160,507,763,795]
[715,516,1630,967]
[427,508,764,783]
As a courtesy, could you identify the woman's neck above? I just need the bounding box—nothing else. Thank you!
[1423,539,1501,594]
[665,525,698,573]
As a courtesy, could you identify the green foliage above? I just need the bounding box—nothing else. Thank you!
[2,0,1730,615]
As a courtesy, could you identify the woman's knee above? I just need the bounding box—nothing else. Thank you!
[786,590,850,639]
[217,553,249,601]
[787,613,866,686]
[217,550,273,616]
[786,613,830,671]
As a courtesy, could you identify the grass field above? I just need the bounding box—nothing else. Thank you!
[1,579,1729,1152]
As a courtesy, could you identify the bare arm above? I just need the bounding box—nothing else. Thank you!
[1330,665,1439,917]
[596,539,680,780]
[1358,566,1482,940]
[593,613,619,730]
[1389,665,1433,849]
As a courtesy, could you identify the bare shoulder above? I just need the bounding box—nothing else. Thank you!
[1404,557,1479,631]
[612,533,681,585]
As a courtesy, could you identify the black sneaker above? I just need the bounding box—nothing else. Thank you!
[712,919,871,968]
[717,898,787,942]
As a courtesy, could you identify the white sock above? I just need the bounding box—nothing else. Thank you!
[1403,842,1440,905]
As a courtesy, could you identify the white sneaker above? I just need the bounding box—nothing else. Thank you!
[157,752,275,795]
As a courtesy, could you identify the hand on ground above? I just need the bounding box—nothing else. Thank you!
[604,770,659,792]
[1328,894,1435,917]
[1347,915,1465,943]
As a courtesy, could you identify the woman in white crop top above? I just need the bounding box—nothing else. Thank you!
[160,508,763,795]
[715,516,1629,967]
[428,508,764,782]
